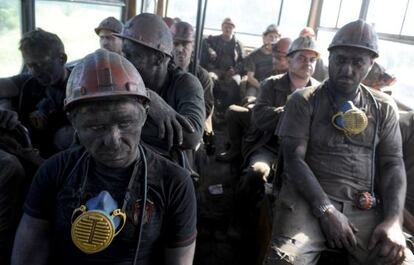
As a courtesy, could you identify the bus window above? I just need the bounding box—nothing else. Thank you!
[166,0,198,25]
[367,0,408,34]
[202,0,282,48]
[278,0,312,37]
[365,0,414,106]
[402,0,414,36]
[35,1,122,63]
[0,0,22,77]
[137,0,156,14]
[376,40,414,107]
[320,0,361,28]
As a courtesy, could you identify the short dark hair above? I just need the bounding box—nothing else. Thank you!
[19,28,65,56]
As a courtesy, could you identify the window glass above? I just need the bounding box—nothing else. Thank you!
[366,0,407,34]
[402,0,414,36]
[136,0,142,14]
[203,0,282,47]
[337,0,362,27]
[139,0,155,13]
[375,40,414,107]
[320,0,341,27]
[35,1,122,63]
[0,0,22,77]
[315,28,336,63]
[279,0,312,38]
[167,0,198,25]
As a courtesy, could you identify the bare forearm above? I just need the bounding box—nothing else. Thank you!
[164,242,195,265]
[12,215,50,265]
[379,158,406,222]
[286,157,331,210]
[247,75,260,89]
[282,137,331,211]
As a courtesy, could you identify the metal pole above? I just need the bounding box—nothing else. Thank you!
[400,0,410,35]
[277,0,284,26]
[359,0,370,20]
[21,0,35,34]
[191,0,205,75]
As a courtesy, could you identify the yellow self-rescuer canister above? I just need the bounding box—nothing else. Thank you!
[332,101,368,135]
[71,191,126,254]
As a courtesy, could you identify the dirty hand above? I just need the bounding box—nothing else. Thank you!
[208,48,217,60]
[148,90,195,148]
[319,207,358,250]
[367,219,406,265]
[0,109,20,130]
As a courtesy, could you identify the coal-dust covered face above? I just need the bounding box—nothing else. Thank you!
[172,40,193,70]
[71,98,147,168]
[23,48,66,86]
[122,39,163,89]
[329,47,374,95]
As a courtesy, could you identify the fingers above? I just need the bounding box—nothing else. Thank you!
[368,229,381,250]
[176,115,194,133]
[327,240,336,248]
[158,120,165,139]
[334,238,343,249]
[383,245,401,264]
[349,221,359,234]
[379,242,396,257]
[165,120,174,149]
[392,249,405,265]
[373,246,405,265]
[347,223,358,249]
[1,111,20,130]
[171,118,183,146]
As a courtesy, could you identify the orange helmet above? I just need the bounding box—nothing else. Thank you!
[64,49,149,110]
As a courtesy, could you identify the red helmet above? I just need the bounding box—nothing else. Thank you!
[171,21,194,42]
[114,13,173,57]
[64,49,149,110]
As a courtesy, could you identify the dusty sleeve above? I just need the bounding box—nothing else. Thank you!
[252,78,284,132]
[376,101,403,158]
[197,67,214,118]
[174,74,206,149]
[23,154,64,220]
[165,172,197,248]
[276,90,312,139]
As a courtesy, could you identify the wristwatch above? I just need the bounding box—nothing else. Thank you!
[313,204,335,218]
